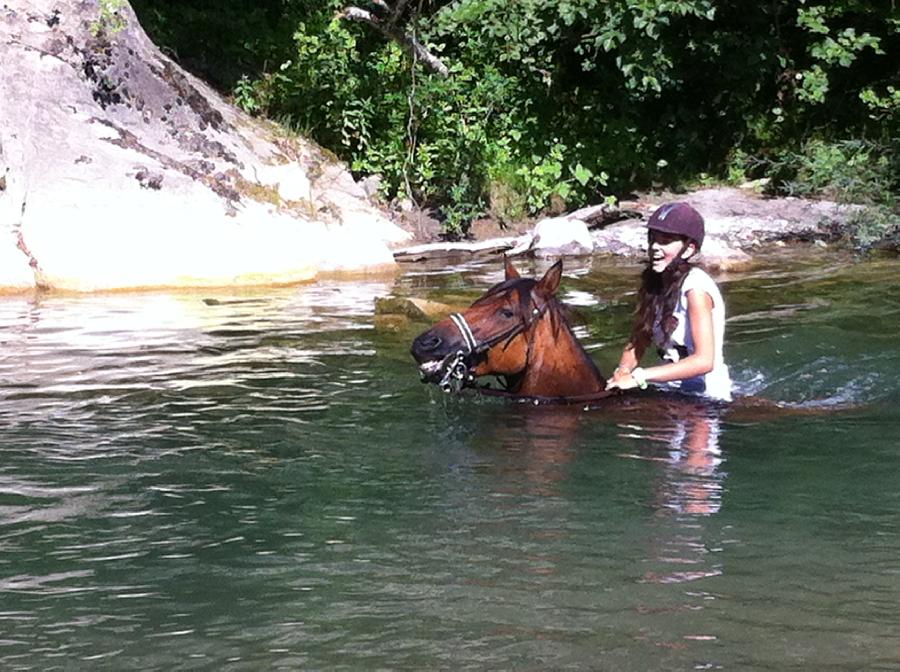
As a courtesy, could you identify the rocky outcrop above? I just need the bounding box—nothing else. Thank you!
[0,0,410,293]
[393,188,863,269]
[593,188,862,268]
[529,215,593,256]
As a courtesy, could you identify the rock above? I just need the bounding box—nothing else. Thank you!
[374,296,456,320]
[739,177,771,191]
[373,313,410,332]
[392,187,869,270]
[0,229,35,292]
[696,237,753,270]
[0,0,409,292]
[591,219,646,256]
[359,174,382,199]
[591,187,862,264]
[567,202,625,228]
[530,216,593,256]
[506,233,536,256]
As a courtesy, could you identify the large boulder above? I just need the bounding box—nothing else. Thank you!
[0,0,410,292]
[530,215,594,257]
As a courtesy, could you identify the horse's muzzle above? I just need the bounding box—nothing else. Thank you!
[411,333,443,360]
[412,330,451,382]
[411,326,475,390]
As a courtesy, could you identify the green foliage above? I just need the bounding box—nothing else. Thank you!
[860,86,900,121]
[132,0,899,237]
[794,5,884,104]
[442,176,485,237]
[844,206,899,250]
[487,168,529,225]
[765,139,897,209]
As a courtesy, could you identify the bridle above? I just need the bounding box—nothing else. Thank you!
[436,292,550,393]
[429,284,617,405]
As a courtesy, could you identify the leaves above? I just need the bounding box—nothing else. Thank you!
[133,0,900,235]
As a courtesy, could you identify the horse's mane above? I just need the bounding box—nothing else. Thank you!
[472,277,568,341]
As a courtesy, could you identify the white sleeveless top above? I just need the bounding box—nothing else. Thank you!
[652,267,732,401]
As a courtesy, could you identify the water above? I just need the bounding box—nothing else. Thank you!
[1,252,899,670]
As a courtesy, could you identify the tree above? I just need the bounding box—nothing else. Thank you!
[133,0,899,234]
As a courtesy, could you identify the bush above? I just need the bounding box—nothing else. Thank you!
[844,206,900,250]
[776,139,897,206]
[131,1,900,236]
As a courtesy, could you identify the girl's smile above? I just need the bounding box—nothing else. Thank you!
[648,230,695,272]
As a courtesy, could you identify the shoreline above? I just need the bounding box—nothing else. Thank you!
[1,187,891,297]
[391,186,880,271]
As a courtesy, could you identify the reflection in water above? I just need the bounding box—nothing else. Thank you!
[494,405,584,496]
[655,411,724,517]
[427,397,733,665]
[616,404,726,587]
[458,399,728,599]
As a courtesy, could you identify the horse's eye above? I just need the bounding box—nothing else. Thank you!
[499,308,515,319]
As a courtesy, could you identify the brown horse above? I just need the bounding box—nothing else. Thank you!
[411,259,860,426]
[411,259,608,400]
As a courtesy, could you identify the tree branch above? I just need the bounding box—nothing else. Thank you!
[340,6,449,77]
[389,0,409,28]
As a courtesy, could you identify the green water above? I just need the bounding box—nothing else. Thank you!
[1,252,898,670]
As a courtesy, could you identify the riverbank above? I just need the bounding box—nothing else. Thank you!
[5,4,892,294]
[391,185,886,270]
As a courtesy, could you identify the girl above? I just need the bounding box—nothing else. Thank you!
[607,202,732,402]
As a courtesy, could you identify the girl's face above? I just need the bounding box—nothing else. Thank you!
[648,230,694,273]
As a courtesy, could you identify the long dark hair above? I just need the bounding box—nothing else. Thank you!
[628,248,694,349]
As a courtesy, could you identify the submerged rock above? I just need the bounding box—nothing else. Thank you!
[0,0,409,292]
[374,296,458,321]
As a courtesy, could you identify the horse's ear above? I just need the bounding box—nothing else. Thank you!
[504,257,521,280]
[535,260,562,299]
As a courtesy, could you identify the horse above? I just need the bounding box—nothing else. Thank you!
[411,258,860,428]
[411,259,610,401]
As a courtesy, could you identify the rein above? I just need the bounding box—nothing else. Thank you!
[469,385,617,406]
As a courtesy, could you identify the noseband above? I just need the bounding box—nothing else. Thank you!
[437,296,549,393]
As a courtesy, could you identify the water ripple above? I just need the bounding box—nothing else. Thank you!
[0,263,898,670]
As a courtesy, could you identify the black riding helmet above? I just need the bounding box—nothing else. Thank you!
[647,202,705,249]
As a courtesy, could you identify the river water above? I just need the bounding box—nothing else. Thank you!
[1,251,898,670]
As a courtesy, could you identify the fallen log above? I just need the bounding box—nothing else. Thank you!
[393,236,524,262]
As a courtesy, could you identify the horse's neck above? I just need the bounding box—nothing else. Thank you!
[513,315,606,397]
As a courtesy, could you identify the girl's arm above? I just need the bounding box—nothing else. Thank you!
[610,289,715,389]
[608,338,648,383]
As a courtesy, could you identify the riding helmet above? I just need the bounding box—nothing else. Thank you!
[647,202,705,248]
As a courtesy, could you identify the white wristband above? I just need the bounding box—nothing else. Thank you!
[631,367,649,390]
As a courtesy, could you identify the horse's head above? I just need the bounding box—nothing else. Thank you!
[411,260,564,392]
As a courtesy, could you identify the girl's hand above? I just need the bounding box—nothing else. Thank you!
[606,374,638,391]
[607,365,631,385]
